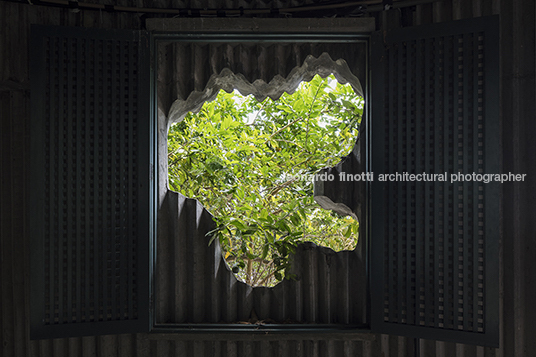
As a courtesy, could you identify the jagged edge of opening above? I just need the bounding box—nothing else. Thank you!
[162,53,364,286]
[165,52,363,127]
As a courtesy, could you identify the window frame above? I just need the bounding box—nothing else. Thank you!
[148,20,374,336]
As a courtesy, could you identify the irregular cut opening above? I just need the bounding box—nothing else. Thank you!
[167,74,364,287]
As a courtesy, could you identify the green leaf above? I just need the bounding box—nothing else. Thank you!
[167,74,362,287]
[221,114,232,131]
[228,219,247,231]
[261,244,269,260]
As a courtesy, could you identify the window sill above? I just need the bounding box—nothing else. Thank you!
[149,324,374,341]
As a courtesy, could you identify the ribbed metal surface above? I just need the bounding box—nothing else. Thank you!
[29,26,152,340]
[1,0,535,356]
[157,40,368,122]
[371,16,499,346]
[155,29,368,327]
[156,191,367,324]
[108,0,346,10]
[156,0,341,8]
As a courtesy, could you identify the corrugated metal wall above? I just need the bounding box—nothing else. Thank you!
[156,39,368,122]
[1,0,535,356]
[155,32,369,328]
[156,192,367,325]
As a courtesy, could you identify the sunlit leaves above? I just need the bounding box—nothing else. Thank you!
[168,74,363,287]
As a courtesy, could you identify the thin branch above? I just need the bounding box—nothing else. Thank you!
[305,82,324,150]
[225,255,271,265]
[245,100,268,126]
[250,259,271,286]
[265,114,306,142]
[257,264,277,287]
[246,257,253,285]
[266,177,298,199]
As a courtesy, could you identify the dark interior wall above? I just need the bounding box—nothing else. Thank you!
[1,0,535,356]
[499,1,536,356]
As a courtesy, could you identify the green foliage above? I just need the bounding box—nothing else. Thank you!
[168,74,363,286]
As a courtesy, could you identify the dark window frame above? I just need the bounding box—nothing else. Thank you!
[149,24,374,336]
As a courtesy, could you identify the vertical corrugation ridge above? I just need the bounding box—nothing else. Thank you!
[1,90,15,357]
[501,0,536,356]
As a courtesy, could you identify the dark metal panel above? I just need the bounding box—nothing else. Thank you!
[482,12,501,341]
[450,30,461,331]
[1,91,31,357]
[440,34,453,334]
[369,29,386,333]
[29,25,153,339]
[156,37,368,123]
[423,35,435,330]
[370,15,500,346]
[146,18,375,34]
